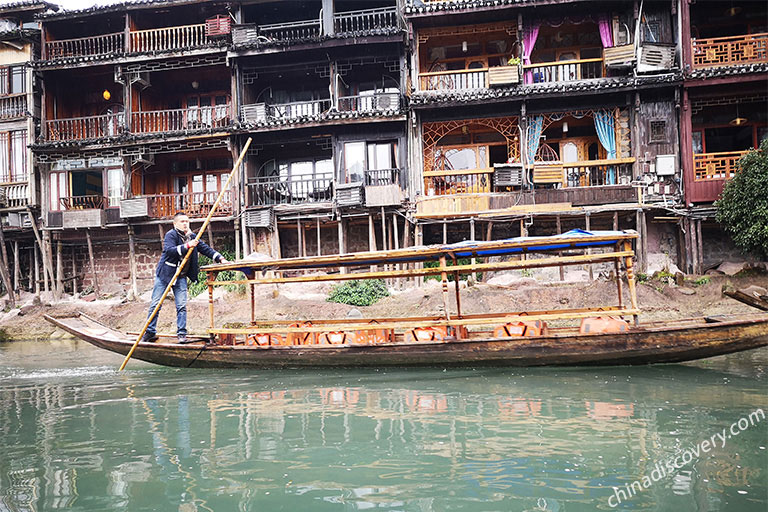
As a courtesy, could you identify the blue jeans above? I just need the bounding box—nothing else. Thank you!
[146,276,188,337]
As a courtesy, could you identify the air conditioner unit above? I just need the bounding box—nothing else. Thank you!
[241,103,267,123]
[493,163,524,186]
[120,197,150,218]
[131,71,151,89]
[0,187,7,208]
[655,154,676,176]
[637,43,675,73]
[336,182,364,207]
[244,207,274,228]
[375,93,395,110]
[133,153,155,167]
[6,212,30,228]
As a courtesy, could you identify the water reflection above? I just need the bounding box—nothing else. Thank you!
[0,342,766,511]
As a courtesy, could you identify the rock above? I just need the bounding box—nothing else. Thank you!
[346,308,363,319]
[677,287,696,295]
[717,261,749,276]
[705,269,724,276]
[645,253,681,276]
[81,293,96,302]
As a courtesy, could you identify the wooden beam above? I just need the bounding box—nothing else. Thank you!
[26,208,55,293]
[0,225,14,307]
[586,213,593,281]
[696,219,704,275]
[33,246,39,296]
[56,239,63,297]
[71,245,77,296]
[128,225,138,298]
[13,241,19,296]
[86,230,100,298]
[556,215,564,281]
[316,217,321,257]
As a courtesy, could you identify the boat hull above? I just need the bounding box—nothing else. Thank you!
[44,313,768,368]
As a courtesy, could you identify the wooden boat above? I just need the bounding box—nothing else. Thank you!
[45,230,768,368]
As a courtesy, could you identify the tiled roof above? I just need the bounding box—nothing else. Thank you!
[404,0,584,15]
[31,43,227,69]
[37,0,201,19]
[231,26,404,52]
[31,126,237,150]
[410,74,682,106]
[240,108,406,129]
[687,63,768,81]
[0,0,56,13]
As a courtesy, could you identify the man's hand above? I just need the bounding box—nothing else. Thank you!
[186,239,199,249]
[219,257,229,264]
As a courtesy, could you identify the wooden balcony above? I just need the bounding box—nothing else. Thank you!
[258,19,322,43]
[60,195,106,210]
[693,151,747,182]
[248,174,333,206]
[333,6,401,36]
[145,190,234,219]
[0,183,29,208]
[132,104,232,133]
[129,23,208,53]
[424,168,494,196]
[44,32,124,59]
[0,95,26,120]
[419,69,488,92]
[522,58,604,84]
[364,168,403,186]
[46,113,125,141]
[692,33,768,69]
[338,92,401,112]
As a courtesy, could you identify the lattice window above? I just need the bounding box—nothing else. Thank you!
[649,120,666,143]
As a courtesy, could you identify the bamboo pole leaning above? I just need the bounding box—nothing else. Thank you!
[119,137,252,371]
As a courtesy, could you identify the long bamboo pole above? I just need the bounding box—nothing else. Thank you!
[119,137,252,371]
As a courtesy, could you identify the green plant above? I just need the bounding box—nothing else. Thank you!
[692,276,711,287]
[327,279,389,306]
[520,268,533,278]
[507,56,521,66]
[424,257,484,282]
[636,273,649,284]
[188,246,245,298]
[0,327,10,343]
[715,139,768,259]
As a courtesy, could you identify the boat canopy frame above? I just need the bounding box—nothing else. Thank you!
[201,229,641,341]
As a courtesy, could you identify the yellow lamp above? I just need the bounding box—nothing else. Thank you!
[102,89,111,101]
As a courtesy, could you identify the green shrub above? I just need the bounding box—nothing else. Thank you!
[692,276,711,287]
[188,247,245,298]
[327,279,389,306]
[424,257,483,282]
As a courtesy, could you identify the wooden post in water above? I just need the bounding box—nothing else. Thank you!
[415,223,423,287]
[86,230,100,298]
[556,215,564,281]
[33,246,39,296]
[585,213,593,281]
[27,207,54,295]
[623,239,639,325]
[439,255,451,321]
[13,241,19,297]
[71,245,77,296]
[316,217,321,257]
[56,239,63,297]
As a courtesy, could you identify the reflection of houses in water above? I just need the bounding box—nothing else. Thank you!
[584,401,634,419]
[498,398,542,418]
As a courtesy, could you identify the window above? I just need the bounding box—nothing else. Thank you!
[344,141,398,184]
[650,120,667,143]
[0,130,27,183]
[691,131,703,154]
[0,65,25,96]
[107,168,123,207]
[277,158,333,200]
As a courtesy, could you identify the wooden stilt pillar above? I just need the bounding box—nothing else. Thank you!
[585,213,593,281]
[696,219,704,275]
[207,225,213,247]
[556,215,564,281]
[158,224,165,242]
[13,241,19,297]
[234,217,241,260]
[71,245,77,296]
[337,217,346,275]
[623,240,639,326]
[0,225,14,306]
[316,217,321,257]
[368,213,376,272]
[296,219,302,258]
[33,245,39,296]
[613,211,619,231]
[486,221,493,241]
[301,222,307,259]
[86,230,100,298]
[55,239,63,298]
[27,208,55,295]
[636,209,647,273]
[128,225,138,298]
[392,213,400,289]
[439,255,451,320]
[442,221,447,244]
[415,223,423,287]
[469,218,476,284]
[380,208,388,285]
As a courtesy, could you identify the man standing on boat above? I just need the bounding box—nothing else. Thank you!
[142,212,228,344]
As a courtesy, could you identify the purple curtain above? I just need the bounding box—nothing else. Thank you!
[522,23,540,84]
[598,15,614,48]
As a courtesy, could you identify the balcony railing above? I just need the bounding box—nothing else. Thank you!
[365,168,402,186]
[44,32,124,59]
[46,113,125,141]
[333,7,400,35]
[338,92,401,112]
[693,151,748,181]
[692,33,768,69]
[130,23,208,53]
[1,183,28,208]
[0,95,26,119]
[248,173,334,206]
[259,18,322,42]
[424,168,493,196]
[419,69,488,92]
[132,104,232,133]
[523,58,604,84]
[146,190,233,219]
[562,159,635,187]
[267,99,332,120]
[60,195,106,210]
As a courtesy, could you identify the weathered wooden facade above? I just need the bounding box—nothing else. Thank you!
[11,0,765,298]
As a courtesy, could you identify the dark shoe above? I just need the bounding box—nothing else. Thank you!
[177,335,196,344]
[141,333,159,343]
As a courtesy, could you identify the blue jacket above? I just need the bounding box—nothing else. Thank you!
[155,228,223,283]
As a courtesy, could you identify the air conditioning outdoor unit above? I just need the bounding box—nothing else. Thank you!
[637,43,675,73]
[241,103,267,123]
[133,153,155,167]
[6,212,30,228]
[493,163,524,187]
[120,197,150,218]
[244,207,274,228]
[336,182,363,207]
[131,71,151,89]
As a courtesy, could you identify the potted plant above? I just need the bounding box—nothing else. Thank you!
[489,56,521,86]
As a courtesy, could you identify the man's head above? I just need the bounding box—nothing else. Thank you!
[173,212,190,233]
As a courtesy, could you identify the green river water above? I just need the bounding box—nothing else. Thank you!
[0,340,766,511]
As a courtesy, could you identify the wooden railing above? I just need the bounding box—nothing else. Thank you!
[259,18,321,42]
[46,113,125,141]
[44,32,123,59]
[419,69,488,91]
[333,6,400,35]
[365,168,402,186]
[561,158,635,187]
[60,195,106,210]
[1,183,29,207]
[692,33,768,69]
[424,168,494,196]
[146,190,233,219]
[248,173,333,206]
[0,95,26,119]
[130,23,208,52]
[523,58,604,84]
[132,104,232,133]
[693,151,748,181]
[267,99,331,119]
[338,92,401,112]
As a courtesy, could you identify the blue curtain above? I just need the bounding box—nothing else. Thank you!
[527,115,544,164]
[594,109,617,184]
